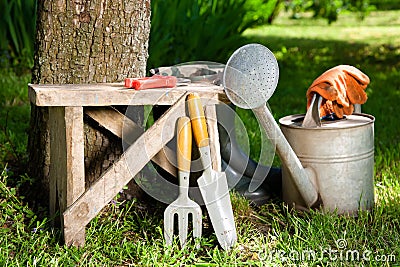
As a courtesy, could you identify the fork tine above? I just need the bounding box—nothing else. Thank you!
[164,208,175,246]
[178,212,189,247]
[192,208,202,249]
[192,209,202,239]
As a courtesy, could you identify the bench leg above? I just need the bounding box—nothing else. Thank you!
[49,106,86,247]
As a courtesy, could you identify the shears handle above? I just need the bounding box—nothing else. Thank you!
[124,75,177,90]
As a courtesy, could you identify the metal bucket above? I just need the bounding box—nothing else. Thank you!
[279,113,375,215]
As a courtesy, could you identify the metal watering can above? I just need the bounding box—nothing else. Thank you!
[222,44,375,215]
[279,110,375,214]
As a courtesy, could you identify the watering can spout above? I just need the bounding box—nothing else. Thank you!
[254,107,319,207]
[282,157,319,207]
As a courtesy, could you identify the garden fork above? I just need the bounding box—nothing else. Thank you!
[164,116,202,248]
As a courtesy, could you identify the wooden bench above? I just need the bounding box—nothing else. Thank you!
[28,83,228,247]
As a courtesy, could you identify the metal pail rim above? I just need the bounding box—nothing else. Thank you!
[279,113,375,130]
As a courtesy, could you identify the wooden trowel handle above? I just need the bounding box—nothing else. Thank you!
[187,93,210,148]
[177,117,192,172]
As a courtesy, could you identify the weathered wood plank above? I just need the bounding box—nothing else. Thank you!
[63,93,188,236]
[85,107,177,177]
[151,146,177,177]
[204,105,222,172]
[49,109,58,224]
[49,106,86,247]
[85,107,142,139]
[29,83,228,107]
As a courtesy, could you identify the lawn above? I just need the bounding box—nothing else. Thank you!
[1,10,399,266]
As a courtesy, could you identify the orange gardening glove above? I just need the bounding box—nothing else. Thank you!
[306,65,370,118]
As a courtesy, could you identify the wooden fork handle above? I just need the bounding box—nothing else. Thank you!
[177,116,192,172]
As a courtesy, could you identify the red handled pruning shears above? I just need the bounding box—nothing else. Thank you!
[124,75,190,90]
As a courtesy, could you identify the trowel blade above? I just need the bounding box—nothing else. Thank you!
[198,170,237,250]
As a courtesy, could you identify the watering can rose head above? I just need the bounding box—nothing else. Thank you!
[306,65,370,118]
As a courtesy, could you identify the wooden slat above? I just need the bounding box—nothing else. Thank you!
[63,93,188,236]
[85,107,177,177]
[29,83,228,107]
[49,106,86,247]
[204,105,222,172]
[85,107,143,139]
[151,146,177,177]
[49,108,57,225]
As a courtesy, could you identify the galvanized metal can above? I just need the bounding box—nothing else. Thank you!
[279,113,375,215]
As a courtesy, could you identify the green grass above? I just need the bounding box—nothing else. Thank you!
[1,10,400,266]
[0,70,30,168]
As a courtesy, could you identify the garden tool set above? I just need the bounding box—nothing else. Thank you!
[163,93,237,250]
[127,42,374,248]
[150,61,281,205]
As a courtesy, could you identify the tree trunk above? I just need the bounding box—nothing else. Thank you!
[28,0,151,201]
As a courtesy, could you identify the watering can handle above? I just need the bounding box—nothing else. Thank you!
[302,94,322,127]
[254,106,319,207]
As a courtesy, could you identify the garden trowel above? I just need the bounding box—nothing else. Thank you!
[187,93,237,250]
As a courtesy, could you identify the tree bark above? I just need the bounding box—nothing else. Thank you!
[28,0,150,200]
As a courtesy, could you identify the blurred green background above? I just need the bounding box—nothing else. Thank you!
[2,0,395,71]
